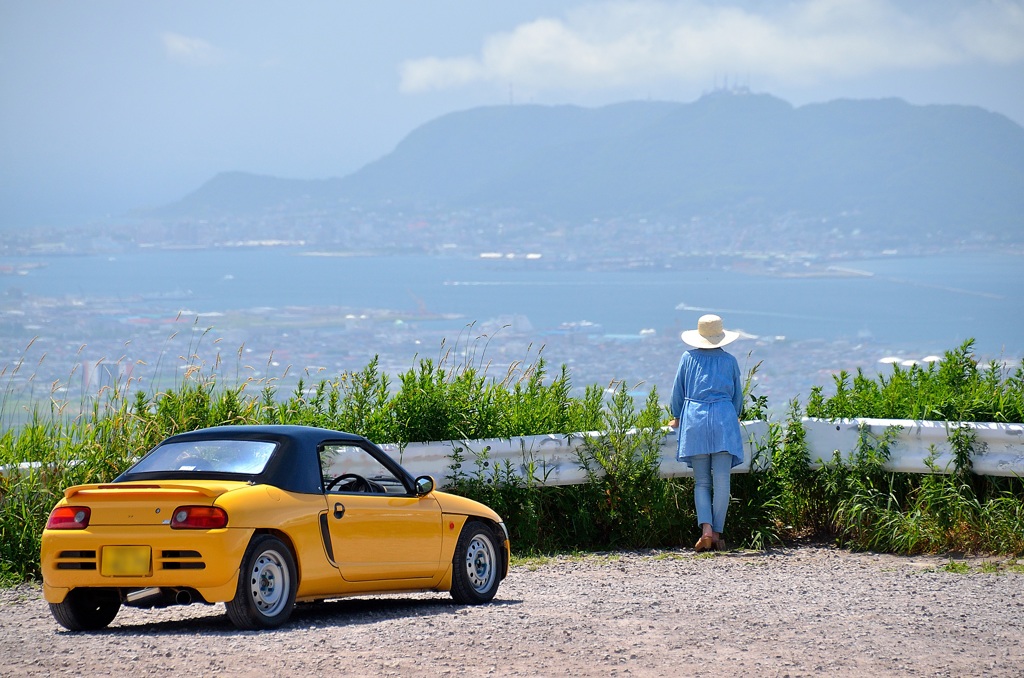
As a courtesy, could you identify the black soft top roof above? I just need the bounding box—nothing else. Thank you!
[165,424,365,445]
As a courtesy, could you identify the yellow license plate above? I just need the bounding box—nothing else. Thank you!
[101,546,152,576]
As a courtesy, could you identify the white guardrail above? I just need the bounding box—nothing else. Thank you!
[3,419,1022,485]
[801,418,1024,477]
[382,418,1024,488]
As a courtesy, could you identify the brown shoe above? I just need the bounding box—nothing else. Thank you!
[694,535,715,552]
[714,538,727,551]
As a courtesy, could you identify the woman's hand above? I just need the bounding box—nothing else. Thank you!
[668,417,679,429]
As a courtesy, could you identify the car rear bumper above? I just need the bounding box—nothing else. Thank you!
[41,525,254,603]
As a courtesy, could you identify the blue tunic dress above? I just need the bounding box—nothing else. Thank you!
[669,347,745,468]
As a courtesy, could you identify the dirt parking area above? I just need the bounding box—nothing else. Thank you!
[2,544,1022,676]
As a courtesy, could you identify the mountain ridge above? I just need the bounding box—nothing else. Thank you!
[156,92,1024,238]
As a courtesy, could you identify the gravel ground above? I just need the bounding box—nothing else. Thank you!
[2,544,1023,677]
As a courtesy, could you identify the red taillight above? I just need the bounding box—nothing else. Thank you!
[170,506,228,529]
[46,506,91,530]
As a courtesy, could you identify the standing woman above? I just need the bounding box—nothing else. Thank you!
[669,314,745,552]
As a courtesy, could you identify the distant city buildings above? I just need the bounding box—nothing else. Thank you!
[1,208,1020,428]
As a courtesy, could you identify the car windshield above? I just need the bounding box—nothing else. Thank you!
[129,439,277,475]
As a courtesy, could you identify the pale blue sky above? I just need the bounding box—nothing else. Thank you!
[2,0,1022,229]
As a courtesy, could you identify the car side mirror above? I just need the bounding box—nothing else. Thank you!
[414,475,434,496]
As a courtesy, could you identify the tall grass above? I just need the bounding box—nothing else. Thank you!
[805,340,1024,422]
[796,340,1024,554]
[2,337,1022,585]
[0,337,605,582]
[446,382,694,553]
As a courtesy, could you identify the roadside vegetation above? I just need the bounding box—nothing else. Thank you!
[1,337,1022,585]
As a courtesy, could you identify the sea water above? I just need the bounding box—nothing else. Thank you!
[2,249,1021,355]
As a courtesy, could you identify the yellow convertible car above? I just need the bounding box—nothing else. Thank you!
[41,425,510,630]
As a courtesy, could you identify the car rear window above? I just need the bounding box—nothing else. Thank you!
[129,439,277,475]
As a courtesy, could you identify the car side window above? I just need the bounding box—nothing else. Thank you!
[320,444,404,494]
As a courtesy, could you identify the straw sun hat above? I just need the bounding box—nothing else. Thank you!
[680,314,740,349]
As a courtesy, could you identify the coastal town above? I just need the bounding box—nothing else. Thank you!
[3,209,1019,427]
[0,281,969,426]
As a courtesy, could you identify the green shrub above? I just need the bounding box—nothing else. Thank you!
[2,337,1022,585]
[803,340,1024,555]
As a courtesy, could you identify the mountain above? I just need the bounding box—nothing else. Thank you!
[161,92,1024,236]
[153,171,339,217]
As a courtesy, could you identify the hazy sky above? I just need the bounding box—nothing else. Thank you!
[2,0,1022,229]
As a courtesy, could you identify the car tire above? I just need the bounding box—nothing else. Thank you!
[49,588,121,631]
[450,521,500,604]
[225,534,297,630]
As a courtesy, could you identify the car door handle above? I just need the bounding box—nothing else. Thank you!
[333,502,345,519]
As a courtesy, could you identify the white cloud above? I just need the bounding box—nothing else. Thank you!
[161,32,222,66]
[950,0,1024,64]
[398,0,1024,93]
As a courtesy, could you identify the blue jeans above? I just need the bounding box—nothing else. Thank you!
[691,451,732,533]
